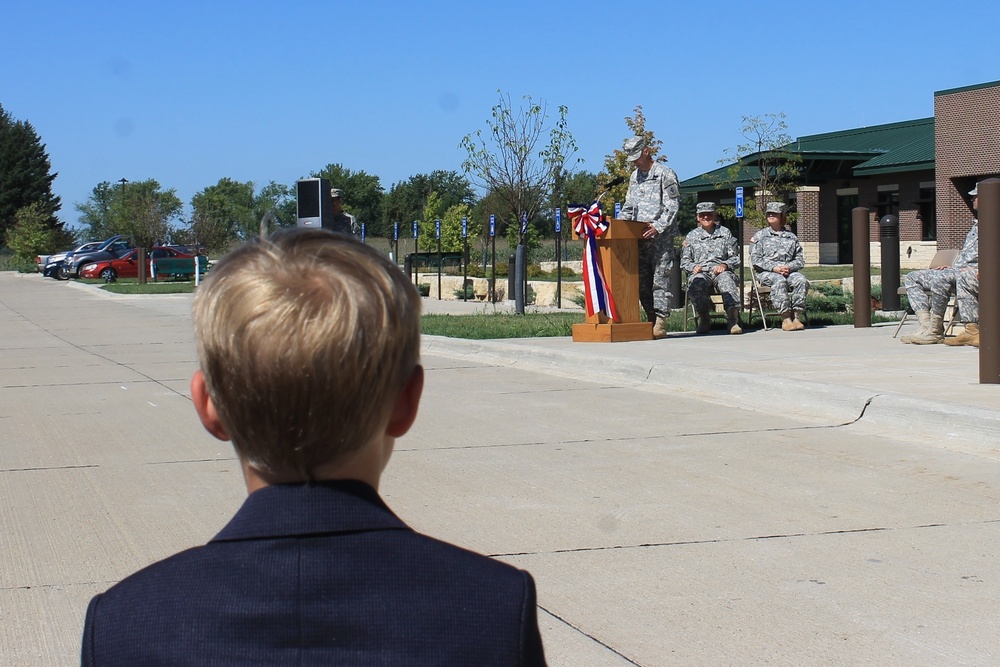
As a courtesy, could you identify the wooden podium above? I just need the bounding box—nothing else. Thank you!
[571,218,653,342]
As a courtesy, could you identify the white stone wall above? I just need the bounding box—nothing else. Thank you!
[415,273,584,308]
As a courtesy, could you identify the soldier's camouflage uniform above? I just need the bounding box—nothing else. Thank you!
[619,162,680,321]
[681,223,741,312]
[325,212,359,237]
[904,221,977,317]
[750,227,809,313]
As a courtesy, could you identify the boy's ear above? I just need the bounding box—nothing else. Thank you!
[386,365,424,438]
[191,370,231,442]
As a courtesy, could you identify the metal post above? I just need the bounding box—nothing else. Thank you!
[879,214,900,310]
[515,245,527,314]
[507,253,516,304]
[978,179,1000,383]
[852,207,871,327]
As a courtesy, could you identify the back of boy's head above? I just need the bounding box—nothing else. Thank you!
[192,228,421,479]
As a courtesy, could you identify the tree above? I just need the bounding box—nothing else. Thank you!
[0,104,62,241]
[313,164,384,234]
[190,178,257,251]
[599,105,667,209]
[439,203,479,254]
[384,170,476,238]
[460,91,580,247]
[715,112,802,228]
[5,201,74,261]
[75,179,182,248]
[418,191,447,244]
[188,179,296,251]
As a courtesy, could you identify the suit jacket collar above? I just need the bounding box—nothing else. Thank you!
[212,480,409,543]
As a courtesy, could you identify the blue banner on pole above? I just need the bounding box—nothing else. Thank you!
[554,208,561,233]
[614,202,621,219]
[412,221,418,239]
[393,222,399,240]
[736,187,744,218]
[360,223,366,243]
[520,212,527,235]
[461,217,468,238]
[435,219,441,239]
[489,214,495,237]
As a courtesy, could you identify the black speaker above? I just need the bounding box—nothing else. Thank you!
[296,178,334,228]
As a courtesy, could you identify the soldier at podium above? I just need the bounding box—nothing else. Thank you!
[618,136,680,339]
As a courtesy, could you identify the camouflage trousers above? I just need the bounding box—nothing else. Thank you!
[757,271,809,313]
[955,268,979,323]
[904,267,956,316]
[638,232,676,321]
[687,271,740,313]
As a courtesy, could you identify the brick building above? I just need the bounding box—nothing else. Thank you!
[681,80,1000,268]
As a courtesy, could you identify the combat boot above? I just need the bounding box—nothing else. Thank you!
[945,322,979,347]
[696,312,712,334]
[727,307,742,335]
[901,310,931,344]
[909,314,944,344]
[781,312,796,331]
[652,317,668,340]
[790,311,806,330]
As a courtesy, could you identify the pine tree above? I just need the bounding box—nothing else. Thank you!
[0,104,62,240]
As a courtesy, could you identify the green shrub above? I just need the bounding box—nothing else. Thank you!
[526,264,545,278]
[453,284,476,300]
[417,283,430,297]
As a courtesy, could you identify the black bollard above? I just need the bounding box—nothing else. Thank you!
[979,179,1000,383]
[879,215,900,311]
[668,246,682,310]
[852,207,871,327]
[507,253,516,302]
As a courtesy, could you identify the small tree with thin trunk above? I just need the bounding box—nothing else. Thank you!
[460,91,579,248]
[715,112,801,228]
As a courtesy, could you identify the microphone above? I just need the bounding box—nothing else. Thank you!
[604,176,626,188]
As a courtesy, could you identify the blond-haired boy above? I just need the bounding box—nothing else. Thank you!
[82,229,545,666]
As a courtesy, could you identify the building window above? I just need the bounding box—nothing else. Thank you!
[876,186,899,221]
[916,184,936,241]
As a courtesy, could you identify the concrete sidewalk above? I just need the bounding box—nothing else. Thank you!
[4,273,1000,665]
[420,296,1000,454]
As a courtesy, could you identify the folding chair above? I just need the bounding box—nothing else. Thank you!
[747,269,780,331]
[683,274,730,332]
[892,248,960,338]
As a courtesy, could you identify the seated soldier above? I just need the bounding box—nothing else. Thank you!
[81,229,546,666]
[681,202,742,334]
[750,202,809,331]
[906,184,979,345]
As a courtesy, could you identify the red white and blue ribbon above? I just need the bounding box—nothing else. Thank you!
[568,201,619,321]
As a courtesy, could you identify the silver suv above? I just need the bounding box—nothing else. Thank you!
[57,235,133,279]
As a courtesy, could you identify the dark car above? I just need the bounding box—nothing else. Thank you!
[56,235,133,279]
[41,241,103,277]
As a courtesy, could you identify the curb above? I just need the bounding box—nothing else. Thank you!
[422,335,1000,454]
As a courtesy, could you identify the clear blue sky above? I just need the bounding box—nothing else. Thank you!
[3,0,997,230]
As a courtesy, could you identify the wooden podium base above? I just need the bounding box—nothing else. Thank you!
[572,322,653,343]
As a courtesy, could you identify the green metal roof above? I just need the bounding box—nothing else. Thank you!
[681,117,935,192]
[787,117,933,158]
[680,164,760,192]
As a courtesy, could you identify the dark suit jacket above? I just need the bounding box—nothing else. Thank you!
[82,480,545,665]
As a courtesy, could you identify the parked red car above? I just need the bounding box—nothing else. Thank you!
[79,247,197,281]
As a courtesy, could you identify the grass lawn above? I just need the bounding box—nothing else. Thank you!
[78,278,198,294]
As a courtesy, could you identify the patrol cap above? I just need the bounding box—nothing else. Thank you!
[765,202,786,215]
[696,202,716,214]
[330,188,343,199]
[969,183,979,196]
[623,136,646,162]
